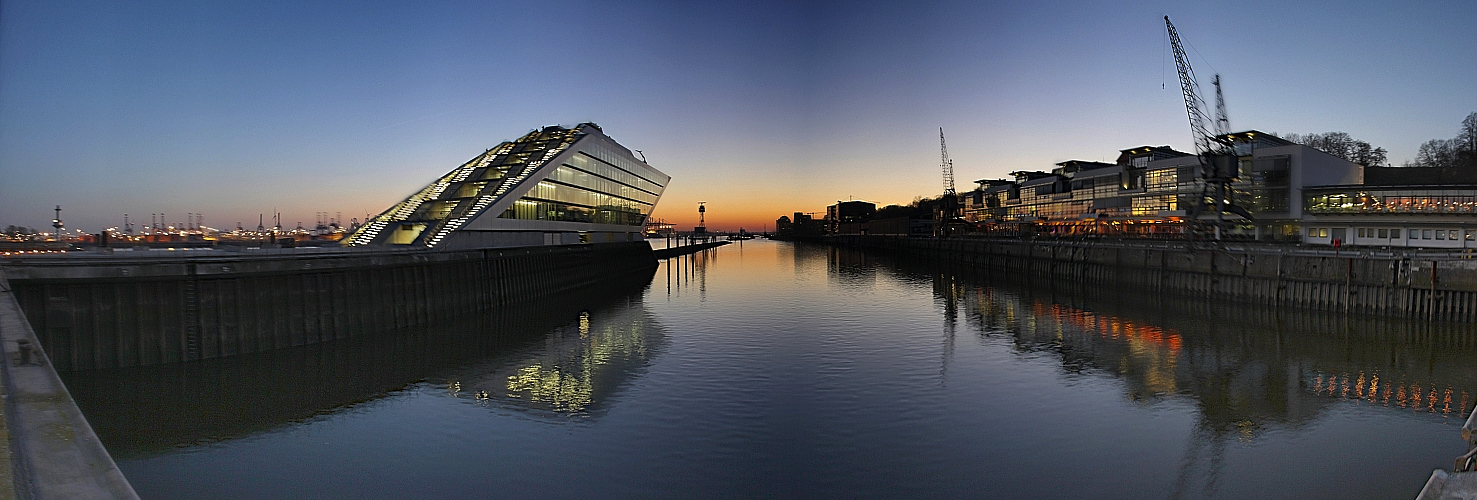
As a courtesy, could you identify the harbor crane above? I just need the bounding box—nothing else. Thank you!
[940,128,956,195]
[1164,16,1251,241]
[936,128,962,233]
[1212,74,1231,138]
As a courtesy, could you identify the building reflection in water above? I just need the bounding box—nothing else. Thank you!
[826,244,1477,493]
[444,305,664,416]
[62,268,657,458]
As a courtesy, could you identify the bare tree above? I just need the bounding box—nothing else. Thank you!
[1463,112,1477,152]
[1460,112,1477,169]
[1280,131,1387,166]
[1349,141,1389,168]
[1404,112,1477,169]
[1412,138,1459,168]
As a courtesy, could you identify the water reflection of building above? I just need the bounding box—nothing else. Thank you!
[61,271,656,458]
[447,304,664,416]
[958,282,1477,427]
[856,251,1477,436]
[886,259,1477,495]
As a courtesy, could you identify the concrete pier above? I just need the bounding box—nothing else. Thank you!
[652,241,729,259]
[0,271,138,499]
[1415,409,1477,499]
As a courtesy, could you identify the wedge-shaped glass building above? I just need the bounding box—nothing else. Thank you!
[343,123,667,249]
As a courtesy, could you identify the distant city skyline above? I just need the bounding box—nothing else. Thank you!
[3,0,1474,232]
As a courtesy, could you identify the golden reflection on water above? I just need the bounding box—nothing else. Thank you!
[446,307,661,415]
[1308,370,1472,418]
[1020,301,1185,396]
[949,267,1477,443]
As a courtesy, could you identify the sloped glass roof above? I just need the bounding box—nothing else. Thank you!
[342,125,588,247]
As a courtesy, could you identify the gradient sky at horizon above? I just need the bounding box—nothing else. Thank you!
[3,0,1474,232]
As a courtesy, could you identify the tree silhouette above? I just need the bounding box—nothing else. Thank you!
[1280,132,1388,167]
[1405,112,1476,169]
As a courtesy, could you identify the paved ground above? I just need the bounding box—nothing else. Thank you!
[0,270,136,499]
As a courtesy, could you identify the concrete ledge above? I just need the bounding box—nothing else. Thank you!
[0,271,137,499]
[1414,469,1477,500]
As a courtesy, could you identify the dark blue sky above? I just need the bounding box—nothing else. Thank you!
[3,0,1474,230]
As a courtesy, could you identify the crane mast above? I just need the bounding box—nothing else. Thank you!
[940,128,956,195]
[1213,74,1231,138]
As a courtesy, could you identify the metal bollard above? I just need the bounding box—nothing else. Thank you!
[16,338,33,366]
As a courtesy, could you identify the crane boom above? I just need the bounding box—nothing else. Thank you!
[940,128,956,195]
[1164,16,1214,158]
[1165,16,1249,241]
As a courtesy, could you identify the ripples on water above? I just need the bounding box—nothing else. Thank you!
[63,240,1477,499]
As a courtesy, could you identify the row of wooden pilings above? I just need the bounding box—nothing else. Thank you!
[1,242,658,371]
[831,236,1477,323]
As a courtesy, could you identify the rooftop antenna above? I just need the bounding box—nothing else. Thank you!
[634,150,647,162]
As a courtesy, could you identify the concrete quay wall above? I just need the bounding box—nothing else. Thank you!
[833,236,1477,322]
[0,273,138,499]
[0,242,657,371]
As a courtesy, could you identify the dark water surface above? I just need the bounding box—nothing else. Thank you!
[63,240,1477,499]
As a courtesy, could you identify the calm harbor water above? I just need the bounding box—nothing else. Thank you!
[63,240,1477,499]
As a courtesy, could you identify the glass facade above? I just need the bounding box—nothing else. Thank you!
[1305,187,1477,215]
[343,123,667,248]
[498,151,664,226]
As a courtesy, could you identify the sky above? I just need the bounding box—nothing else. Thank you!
[2,0,1475,232]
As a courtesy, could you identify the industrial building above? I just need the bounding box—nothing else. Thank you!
[827,200,876,234]
[343,123,668,249]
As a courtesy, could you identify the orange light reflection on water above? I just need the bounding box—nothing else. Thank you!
[1309,371,1473,418]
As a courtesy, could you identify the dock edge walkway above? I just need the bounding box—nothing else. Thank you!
[0,270,137,500]
[652,241,730,259]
